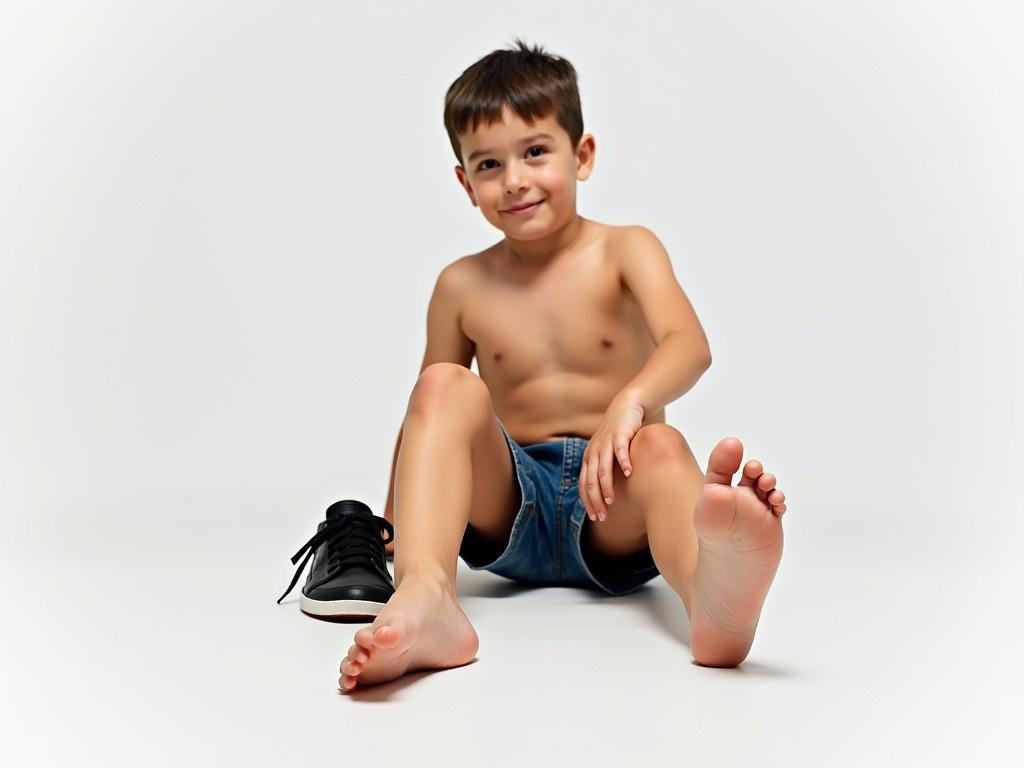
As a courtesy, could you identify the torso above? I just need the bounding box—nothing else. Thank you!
[458,219,667,445]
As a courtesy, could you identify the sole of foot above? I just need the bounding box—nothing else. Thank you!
[688,436,786,667]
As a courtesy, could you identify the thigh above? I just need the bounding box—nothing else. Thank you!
[578,424,701,559]
[578,454,650,559]
[411,363,523,546]
[467,404,524,547]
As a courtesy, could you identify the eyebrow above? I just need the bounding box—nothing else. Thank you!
[466,133,556,164]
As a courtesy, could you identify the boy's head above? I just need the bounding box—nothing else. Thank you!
[444,38,595,242]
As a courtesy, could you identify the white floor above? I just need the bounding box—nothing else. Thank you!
[3,2,1022,765]
[3,491,1020,767]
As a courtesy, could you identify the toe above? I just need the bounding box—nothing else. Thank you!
[342,659,362,676]
[753,472,776,502]
[737,460,763,489]
[355,628,376,650]
[705,437,744,485]
[372,622,402,650]
[348,643,368,664]
[339,674,357,692]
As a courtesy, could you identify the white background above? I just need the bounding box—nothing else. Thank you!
[1,1,1021,766]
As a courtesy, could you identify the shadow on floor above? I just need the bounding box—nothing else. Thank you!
[337,659,481,702]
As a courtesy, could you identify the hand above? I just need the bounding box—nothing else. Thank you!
[579,398,645,522]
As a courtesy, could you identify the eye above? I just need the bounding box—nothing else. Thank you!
[476,146,549,172]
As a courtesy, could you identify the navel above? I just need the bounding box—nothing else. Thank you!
[494,351,503,362]
[600,337,613,349]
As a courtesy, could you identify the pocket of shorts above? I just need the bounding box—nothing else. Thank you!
[518,499,536,521]
[506,498,536,541]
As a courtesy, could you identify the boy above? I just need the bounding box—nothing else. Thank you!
[339,39,787,693]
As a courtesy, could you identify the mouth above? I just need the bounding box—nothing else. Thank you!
[503,199,544,214]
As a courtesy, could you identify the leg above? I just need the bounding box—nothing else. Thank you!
[580,424,704,614]
[340,363,521,692]
[581,425,787,667]
[392,364,522,590]
[684,436,786,666]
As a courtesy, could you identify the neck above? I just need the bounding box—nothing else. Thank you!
[502,214,587,266]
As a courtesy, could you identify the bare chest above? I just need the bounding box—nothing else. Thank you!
[459,240,658,443]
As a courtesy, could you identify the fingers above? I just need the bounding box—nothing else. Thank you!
[580,442,620,522]
[581,453,603,522]
[579,454,600,522]
[578,433,640,522]
[615,435,632,478]
[598,440,616,509]
[579,462,592,520]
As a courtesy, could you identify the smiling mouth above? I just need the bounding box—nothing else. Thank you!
[504,200,544,212]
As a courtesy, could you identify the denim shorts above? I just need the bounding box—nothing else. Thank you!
[458,417,661,596]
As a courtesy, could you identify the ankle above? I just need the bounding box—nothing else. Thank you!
[395,566,457,598]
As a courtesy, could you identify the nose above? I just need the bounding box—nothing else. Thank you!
[503,162,529,194]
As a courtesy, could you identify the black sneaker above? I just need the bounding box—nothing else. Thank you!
[276,499,395,619]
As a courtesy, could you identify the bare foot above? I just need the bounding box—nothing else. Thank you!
[688,437,787,667]
[338,577,479,692]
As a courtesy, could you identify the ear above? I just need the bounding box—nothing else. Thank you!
[454,165,478,207]
[575,133,596,182]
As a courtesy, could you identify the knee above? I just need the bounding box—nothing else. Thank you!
[629,424,690,467]
[407,363,490,419]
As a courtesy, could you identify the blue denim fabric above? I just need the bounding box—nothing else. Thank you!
[458,416,660,596]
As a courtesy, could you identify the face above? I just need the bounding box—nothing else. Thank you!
[454,105,595,239]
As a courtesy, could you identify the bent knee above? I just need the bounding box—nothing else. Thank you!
[407,363,491,418]
[630,424,690,465]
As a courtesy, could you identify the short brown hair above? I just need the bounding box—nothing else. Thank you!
[443,38,584,168]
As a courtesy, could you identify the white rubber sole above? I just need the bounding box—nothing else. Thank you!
[299,593,387,618]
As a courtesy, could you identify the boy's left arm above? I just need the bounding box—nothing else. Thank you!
[579,226,712,519]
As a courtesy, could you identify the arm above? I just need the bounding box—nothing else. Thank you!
[612,226,712,416]
[578,227,712,521]
[614,331,711,418]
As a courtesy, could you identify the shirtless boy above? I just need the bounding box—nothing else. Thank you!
[338,39,787,693]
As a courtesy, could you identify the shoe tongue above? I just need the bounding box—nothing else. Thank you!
[325,499,374,519]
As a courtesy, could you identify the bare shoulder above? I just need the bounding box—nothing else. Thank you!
[608,222,675,269]
[434,251,494,306]
[437,253,476,287]
[417,255,483,373]
[433,252,493,325]
[579,217,629,245]
[600,222,658,285]
[607,222,663,255]
[459,240,505,277]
